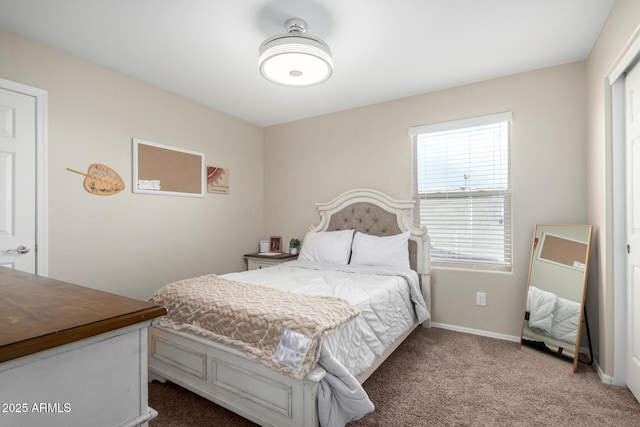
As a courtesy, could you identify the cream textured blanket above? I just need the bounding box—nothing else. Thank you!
[149,274,360,380]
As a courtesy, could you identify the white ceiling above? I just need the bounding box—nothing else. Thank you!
[0,0,615,127]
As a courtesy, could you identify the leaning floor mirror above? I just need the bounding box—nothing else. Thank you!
[520,224,593,373]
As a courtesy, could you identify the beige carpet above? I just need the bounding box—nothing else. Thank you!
[149,327,640,426]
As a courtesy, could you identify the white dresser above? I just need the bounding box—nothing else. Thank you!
[0,269,166,427]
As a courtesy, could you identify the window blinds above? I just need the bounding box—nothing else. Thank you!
[410,112,512,270]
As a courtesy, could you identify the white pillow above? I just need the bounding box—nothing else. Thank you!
[350,231,411,270]
[298,229,355,265]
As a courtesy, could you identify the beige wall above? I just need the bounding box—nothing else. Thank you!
[586,0,640,377]
[265,62,587,338]
[0,29,265,300]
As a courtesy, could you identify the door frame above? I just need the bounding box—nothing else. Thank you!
[0,78,48,276]
[609,30,640,387]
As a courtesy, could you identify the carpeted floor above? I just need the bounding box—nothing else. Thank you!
[149,327,640,426]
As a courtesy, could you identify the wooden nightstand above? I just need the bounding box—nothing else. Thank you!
[244,252,298,270]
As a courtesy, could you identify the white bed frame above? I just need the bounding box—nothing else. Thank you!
[148,188,431,426]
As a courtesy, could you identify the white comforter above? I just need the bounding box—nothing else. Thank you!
[221,260,430,426]
[527,285,581,345]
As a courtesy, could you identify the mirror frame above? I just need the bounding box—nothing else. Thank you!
[520,224,593,373]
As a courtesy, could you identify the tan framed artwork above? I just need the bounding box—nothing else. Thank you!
[207,166,229,194]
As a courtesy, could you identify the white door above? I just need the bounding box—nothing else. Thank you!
[0,87,36,273]
[626,63,640,401]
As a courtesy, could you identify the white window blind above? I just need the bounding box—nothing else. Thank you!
[410,112,512,270]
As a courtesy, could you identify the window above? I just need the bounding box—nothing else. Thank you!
[410,112,512,271]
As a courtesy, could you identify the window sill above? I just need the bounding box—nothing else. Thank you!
[431,262,513,274]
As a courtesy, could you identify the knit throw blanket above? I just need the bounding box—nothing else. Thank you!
[149,274,360,381]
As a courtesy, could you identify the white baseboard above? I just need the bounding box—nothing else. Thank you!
[593,359,627,387]
[432,322,521,343]
[594,360,613,384]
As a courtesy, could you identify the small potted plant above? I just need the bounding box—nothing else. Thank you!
[289,238,301,255]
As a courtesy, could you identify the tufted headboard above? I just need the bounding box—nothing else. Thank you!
[309,188,431,325]
[324,202,419,272]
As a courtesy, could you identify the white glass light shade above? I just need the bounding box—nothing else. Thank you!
[259,34,333,87]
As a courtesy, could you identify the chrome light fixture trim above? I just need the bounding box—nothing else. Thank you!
[259,18,333,87]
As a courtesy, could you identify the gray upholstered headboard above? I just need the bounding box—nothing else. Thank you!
[324,202,418,272]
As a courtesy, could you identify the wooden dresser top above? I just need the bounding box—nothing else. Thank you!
[0,268,166,363]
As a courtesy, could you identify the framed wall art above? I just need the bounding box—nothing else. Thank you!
[132,138,205,197]
[207,166,229,194]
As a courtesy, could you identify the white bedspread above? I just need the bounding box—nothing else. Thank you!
[528,286,557,334]
[527,285,581,345]
[221,260,430,426]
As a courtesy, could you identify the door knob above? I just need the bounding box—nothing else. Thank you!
[16,245,30,254]
[6,245,30,254]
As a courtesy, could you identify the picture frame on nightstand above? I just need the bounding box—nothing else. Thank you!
[269,236,282,253]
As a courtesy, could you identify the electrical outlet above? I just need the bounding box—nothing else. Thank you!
[476,292,487,307]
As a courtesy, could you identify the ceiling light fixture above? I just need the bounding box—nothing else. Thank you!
[258,18,333,87]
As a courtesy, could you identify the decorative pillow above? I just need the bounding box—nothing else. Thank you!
[298,229,355,265]
[350,231,411,270]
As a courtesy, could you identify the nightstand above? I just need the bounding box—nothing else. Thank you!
[244,252,298,270]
